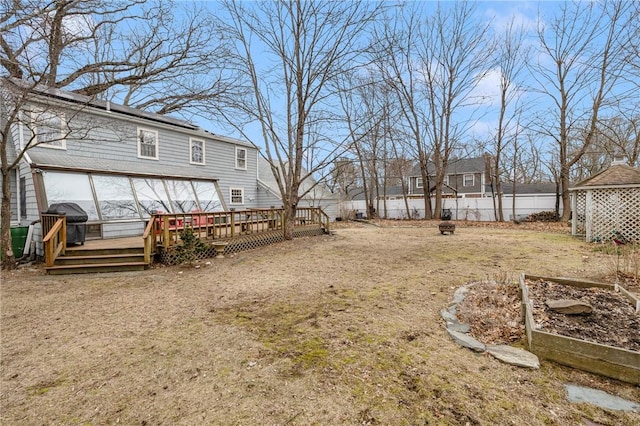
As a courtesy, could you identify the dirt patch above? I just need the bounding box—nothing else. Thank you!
[528,279,640,352]
[2,222,639,425]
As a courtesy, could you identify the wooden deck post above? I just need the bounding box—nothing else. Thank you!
[163,216,170,248]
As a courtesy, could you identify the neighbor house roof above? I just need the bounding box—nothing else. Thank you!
[409,156,487,177]
[570,164,640,189]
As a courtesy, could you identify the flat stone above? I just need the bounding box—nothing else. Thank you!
[486,345,540,369]
[446,320,471,334]
[546,299,593,315]
[565,384,640,412]
[452,285,469,305]
[440,308,457,323]
[447,329,485,352]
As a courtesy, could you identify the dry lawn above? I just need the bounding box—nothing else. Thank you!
[1,221,639,425]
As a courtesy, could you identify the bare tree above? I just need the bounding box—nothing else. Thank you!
[374,2,494,219]
[1,0,233,116]
[490,19,528,221]
[215,0,382,238]
[529,0,637,221]
[372,6,433,218]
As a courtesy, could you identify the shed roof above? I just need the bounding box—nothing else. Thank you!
[571,164,640,189]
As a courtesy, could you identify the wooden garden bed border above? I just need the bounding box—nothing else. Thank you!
[519,274,640,385]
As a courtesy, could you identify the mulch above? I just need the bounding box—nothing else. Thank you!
[457,279,640,352]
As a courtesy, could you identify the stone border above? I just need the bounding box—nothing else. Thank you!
[520,274,640,385]
[442,283,541,369]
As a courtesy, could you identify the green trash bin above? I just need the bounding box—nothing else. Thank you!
[10,226,29,258]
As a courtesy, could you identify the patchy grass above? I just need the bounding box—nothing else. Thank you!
[1,223,639,425]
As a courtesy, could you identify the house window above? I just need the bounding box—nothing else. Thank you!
[463,174,474,187]
[416,177,423,188]
[230,188,244,204]
[235,147,247,170]
[138,128,158,159]
[20,176,26,218]
[443,175,450,186]
[32,110,66,149]
[190,138,205,165]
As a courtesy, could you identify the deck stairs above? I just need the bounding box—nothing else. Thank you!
[45,246,149,275]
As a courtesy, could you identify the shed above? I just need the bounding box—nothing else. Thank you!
[570,160,640,242]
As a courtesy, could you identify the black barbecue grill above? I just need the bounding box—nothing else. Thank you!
[46,202,89,245]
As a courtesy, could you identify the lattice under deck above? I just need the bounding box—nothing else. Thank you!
[158,225,326,265]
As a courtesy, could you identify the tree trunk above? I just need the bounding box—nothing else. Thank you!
[1,166,16,270]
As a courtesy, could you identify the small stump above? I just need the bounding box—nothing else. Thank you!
[439,222,455,235]
[213,241,228,258]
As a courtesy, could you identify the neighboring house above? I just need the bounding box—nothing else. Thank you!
[4,83,264,253]
[408,157,488,198]
[256,157,341,220]
[570,159,640,243]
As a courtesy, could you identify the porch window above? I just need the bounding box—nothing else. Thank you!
[138,128,158,159]
[42,171,99,219]
[165,179,199,213]
[132,178,171,215]
[190,138,205,165]
[463,174,474,187]
[32,110,66,149]
[92,175,140,220]
[193,181,223,212]
[230,188,244,204]
[235,147,247,170]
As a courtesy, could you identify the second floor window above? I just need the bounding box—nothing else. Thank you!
[235,147,247,170]
[138,128,158,159]
[463,173,474,187]
[416,177,423,188]
[32,110,66,149]
[190,138,205,164]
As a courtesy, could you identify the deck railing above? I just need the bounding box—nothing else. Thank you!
[150,207,328,249]
[41,214,66,267]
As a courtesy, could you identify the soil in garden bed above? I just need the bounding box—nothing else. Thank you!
[527,279,640,352]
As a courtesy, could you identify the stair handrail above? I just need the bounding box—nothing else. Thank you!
[42,214,66,267]
[142,215,157,264]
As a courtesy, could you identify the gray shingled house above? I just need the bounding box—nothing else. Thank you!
[4,84,277,254]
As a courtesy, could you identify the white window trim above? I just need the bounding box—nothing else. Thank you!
[31,109,66,150]
[463,173,474,187]
[190,138,205,165]
[235,146,247,170]
[443,175,449,186]
[137,127,159,160]
[230,187,244,205]
[416,177,423,188]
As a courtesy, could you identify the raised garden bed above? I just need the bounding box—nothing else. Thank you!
[520,274,640,384]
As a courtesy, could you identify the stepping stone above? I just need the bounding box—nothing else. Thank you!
[565,384,640,412]
[447,329,485,352]
[440,308,457,323]
[486,345,540,369]
[446,320,471,334]
[546,299,593,315]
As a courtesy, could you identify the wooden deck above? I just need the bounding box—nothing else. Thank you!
[66,236,144,251]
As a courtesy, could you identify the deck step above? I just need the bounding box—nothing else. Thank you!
[63,247,144,257]
[53,253,146,266]
[46,262,148,275]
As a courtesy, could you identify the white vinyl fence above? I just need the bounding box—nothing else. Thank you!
[341,194,561,222]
